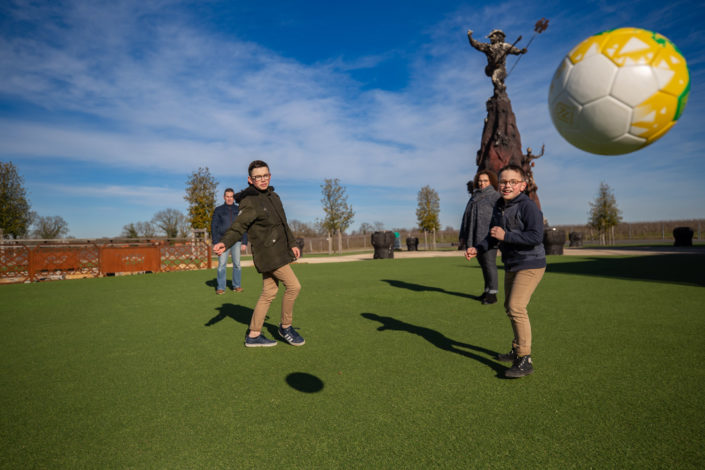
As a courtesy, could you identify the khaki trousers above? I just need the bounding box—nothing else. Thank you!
[504,267,545,356]
[250,264,301,332]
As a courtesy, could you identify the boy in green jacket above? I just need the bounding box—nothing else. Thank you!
[213,160,304,347]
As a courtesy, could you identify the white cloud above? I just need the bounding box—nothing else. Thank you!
[36,182,183,207]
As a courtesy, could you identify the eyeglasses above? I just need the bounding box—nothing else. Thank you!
[250,173,271,182]
[498,179,524,187]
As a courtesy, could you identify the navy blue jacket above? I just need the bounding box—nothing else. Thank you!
[475,192,546,272]
[211,203,247,245]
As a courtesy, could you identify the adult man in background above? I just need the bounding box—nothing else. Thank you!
[211,188,247,294]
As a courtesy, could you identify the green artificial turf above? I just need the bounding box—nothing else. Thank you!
[1,254,704,469]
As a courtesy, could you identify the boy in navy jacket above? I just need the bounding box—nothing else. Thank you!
[466,164,546,378]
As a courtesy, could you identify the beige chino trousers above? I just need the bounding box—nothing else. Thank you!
[503,267,545,357]
[250,264,301,332]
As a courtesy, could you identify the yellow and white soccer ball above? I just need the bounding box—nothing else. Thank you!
[548,27,690,155]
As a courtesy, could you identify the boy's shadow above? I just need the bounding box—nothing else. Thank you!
[382,279,482,301]
[361,312,507,376]
[205,303,276,338]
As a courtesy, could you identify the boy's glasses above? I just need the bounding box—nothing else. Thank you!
[498,180,524,187]
[251,174,271,181]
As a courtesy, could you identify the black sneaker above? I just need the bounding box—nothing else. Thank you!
[505,355,534,378]
[496,348,517,363]
[245,334,277,348]
[482,293,497,305]
[278,325,305,346]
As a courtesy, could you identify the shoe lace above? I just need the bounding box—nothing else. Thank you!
[515,355,531,368]
[283,326,301,340]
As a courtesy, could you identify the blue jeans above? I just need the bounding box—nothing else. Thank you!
[216,242,242,291]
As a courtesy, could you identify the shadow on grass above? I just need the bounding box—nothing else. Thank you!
[286,372,324,393]
[548,254,705,287]
[381,279,481,300]
[361,313,507,377]
[205,303,278,338]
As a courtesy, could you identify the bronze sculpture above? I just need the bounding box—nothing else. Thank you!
[467,29,527,95]
[468,25,546,209]
[522,145,544,196]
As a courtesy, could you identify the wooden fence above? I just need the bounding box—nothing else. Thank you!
[0,238,211,284]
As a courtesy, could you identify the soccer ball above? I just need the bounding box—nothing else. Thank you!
[548,27,690,155]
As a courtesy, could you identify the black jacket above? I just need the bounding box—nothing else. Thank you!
[476,192,546,272]
[219,185,297,273]
[211,203,247,245]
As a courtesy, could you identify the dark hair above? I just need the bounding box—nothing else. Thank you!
[224,188,235,195]
[248,160,269,176]
[473,169,498,190]
[466,179,474,193]
[498,164,526,181]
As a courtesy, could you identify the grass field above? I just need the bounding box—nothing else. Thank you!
[1,254,704,469]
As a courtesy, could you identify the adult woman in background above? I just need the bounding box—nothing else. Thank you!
[459,170,500,304]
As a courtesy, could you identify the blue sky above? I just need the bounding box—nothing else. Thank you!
[1,0,703,238]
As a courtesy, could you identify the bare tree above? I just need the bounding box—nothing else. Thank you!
[358,222,375,234]
[136,221,157,238]
[152,209,186,238]
[31,215,69,239]
[121,220,157,238]
[289,219,320,238]
[121,223,139,238]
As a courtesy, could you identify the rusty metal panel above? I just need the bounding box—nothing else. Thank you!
[99,246,161,274]
[29,245,100,281]
[1,239,210,283]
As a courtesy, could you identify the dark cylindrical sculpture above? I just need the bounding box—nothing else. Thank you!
[406,237,419,251]
[673,227,694,247]
[568,231,583,247]
[371,231,394,259]
[543,228,565,255]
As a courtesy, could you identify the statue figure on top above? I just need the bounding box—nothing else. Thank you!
[467,29,527,95]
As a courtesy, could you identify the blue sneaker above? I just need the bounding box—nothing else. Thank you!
[245,334,277,348]
[278,325,305,346]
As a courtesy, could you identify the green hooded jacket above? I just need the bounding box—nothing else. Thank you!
[219,185,297,273]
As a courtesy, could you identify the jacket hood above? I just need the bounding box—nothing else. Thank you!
[234,185,274,203]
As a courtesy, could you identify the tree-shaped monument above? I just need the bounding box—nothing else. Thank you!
[468,24,545,208]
